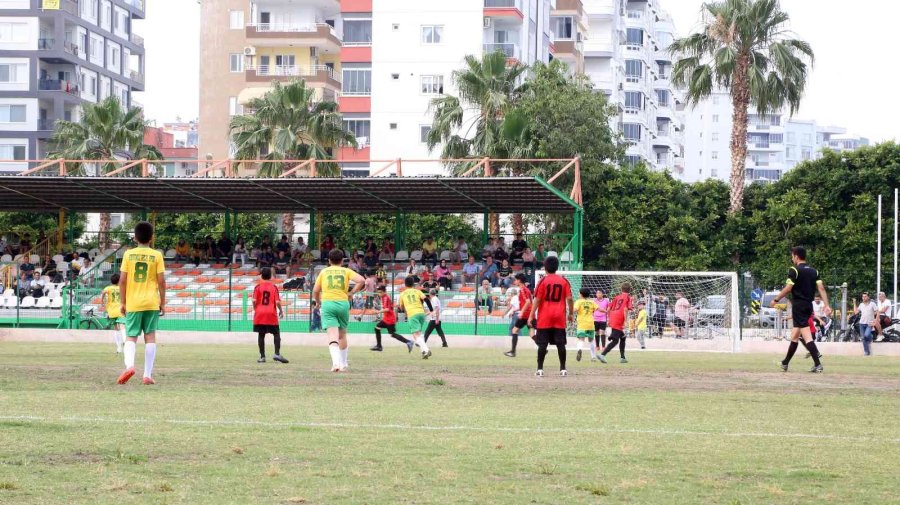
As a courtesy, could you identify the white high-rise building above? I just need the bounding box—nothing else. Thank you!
[582,0,684,172]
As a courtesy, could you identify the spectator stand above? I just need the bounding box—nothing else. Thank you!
[0,157,583,336]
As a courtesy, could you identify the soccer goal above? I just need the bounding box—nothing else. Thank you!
[543,271,741,352]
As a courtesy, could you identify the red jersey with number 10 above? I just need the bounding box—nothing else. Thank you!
[534,274,572,329]
[607,292,633,331]
[252,282,281,326]
[380,293,397,325]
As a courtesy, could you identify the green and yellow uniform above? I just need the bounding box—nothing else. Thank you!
[102,285,125,324]
[574,298,599,338]
[400,288,428,333]
[120,246,165,337]
[315,266,354,329]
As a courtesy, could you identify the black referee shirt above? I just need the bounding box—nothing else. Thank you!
[788,263,820,303]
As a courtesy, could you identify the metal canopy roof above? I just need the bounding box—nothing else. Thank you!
[0,176,578,214]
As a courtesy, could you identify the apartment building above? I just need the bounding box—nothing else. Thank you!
[199,0,556,175]
[0,0,146,173]
[581,0,684,173]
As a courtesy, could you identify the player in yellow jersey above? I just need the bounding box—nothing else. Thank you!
[634,300,648,349]
[573,288,600,362]
[398,276,435,359]
[313,249,365,372]
[117,221,166,386]
[101,273,125,354]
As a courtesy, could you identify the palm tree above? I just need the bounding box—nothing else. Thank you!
[229,79,356,234]
[670,0,813,213]
[48,97,162,248]
[427,51,531,233]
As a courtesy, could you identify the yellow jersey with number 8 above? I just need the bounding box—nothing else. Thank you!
[315,266,354,301]
[120,246,165,312]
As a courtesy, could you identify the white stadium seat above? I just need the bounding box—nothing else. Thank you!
[1,254,12,262]
[50,298,62,309]
[394,251,409,262]
[410,250,423,261]
[560,251,573,262]
[35,297,50,309]
[20,296,35,308]
[165,249,177,259]
[439,250,452,261]
[5,297,18,308]
[29,254,40,264]
[547,250,558,258]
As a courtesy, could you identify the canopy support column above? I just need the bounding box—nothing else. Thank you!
[482,212,490,247]
[58,209,65,252]
[224,210,232,240]
[309,211,317,249]
[394,211,407,252]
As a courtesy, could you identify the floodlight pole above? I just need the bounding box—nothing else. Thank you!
[877,194,882,294]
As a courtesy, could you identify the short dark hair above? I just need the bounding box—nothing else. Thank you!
[110,273,120,285]
[621,282,632,294]
[328,248,344,265]
[515,272,527,283]
[404,276,415,287]
[791,246,807,260]
[134,221,153,244]
[543,255,559,273]
[579,287,591,298]
[376,284,386,292]
[429,289,438,296]
[260,267,272,280]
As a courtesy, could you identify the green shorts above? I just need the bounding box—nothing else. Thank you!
[125,310,159,337]
[408,313,427,334]
[576,330,594,338]
[321,300,350,330]
[111,317,126,326]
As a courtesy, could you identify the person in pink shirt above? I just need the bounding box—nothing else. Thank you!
[674,292,691,339]
[593,290,610,348]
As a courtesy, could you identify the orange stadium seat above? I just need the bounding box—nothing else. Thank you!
[173,269,187,276]
[210,276,225,284]
[176,292,192,298]
[459,286,475,293]
[196,276,210,284]
[171,283,186,290]
[187,269,201,276]
[169,263,184,269]
[215,285,229,291]
[212,263,226,269]
[193,292,207,298]
[173,307,191,314]
[447,301,463,308]
[231,285,247,291]
[463,301,475,308]
[350,309,364,316]
[491,310,506,317]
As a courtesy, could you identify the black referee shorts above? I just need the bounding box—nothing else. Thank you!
[792,301,813,328]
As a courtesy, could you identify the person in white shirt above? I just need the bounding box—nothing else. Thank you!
[855,293,878,356]
[422,289,447,347]
[504,286,520,337]
[450,236,469,264]
[874,291,893,339]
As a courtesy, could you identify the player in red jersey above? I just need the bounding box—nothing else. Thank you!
[253,267,288,363]
[504,273,533,358]
[598,282,633,364]
[370,284,414,352]
[527,256,573,377]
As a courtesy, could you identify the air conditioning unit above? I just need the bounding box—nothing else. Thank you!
[243,46,256,56]
[483,17,492,28]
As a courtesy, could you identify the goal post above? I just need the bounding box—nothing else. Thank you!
[540,270,741,352]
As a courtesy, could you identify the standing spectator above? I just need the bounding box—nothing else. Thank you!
[421,236,438,267]
[216,232,234,261]
[232,237,248,265]
[363,237,379,256]
[450,236,469,264]
[674,292,690,339]
[0,236,8,255]
[492,244,509,264]
[652,295,669,337]
[375,263,387,285]
[18,233,32,255]
[363,250,378,274]
[434,259,453,290]
[319,234,335,262]
[204,235,216,260]
[477,279,494,313]
[855,293,878,356]
[497,259,514,290]
[462,256,481,285]
[404,258,420,283]
[174,239,191,262]
[423,289,448,347]
[480,256,498,287]
[292,236,308,264]
[534,243,547,264]
[380,237,395,260]
[874,292,893,340]
[275,235,291,256]
[511,232,528,261]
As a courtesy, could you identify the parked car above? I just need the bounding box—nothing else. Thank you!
[695,295,726,327]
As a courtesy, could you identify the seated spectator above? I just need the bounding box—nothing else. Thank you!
[462,256,481,285]
[204,235,216,259]
[18,233,32,255]
[375,263,387,284]
[20,258,36,280]
[481,237,497,260]
[535,243,547,264]
[274,250,290,277]
[380,237,395,261]
[511,232,528,261]
[232,237,248,265]
[404,258,420,284]
[421,236,438,267]
[521,247,535,266]
[320,234,335,262]
[421,266,438,291]
[497,259,514,290]
[257,246,275,268]
[450,236,469,264]
[41,255,58,281]
[275,235,291,256]
[348,253,361,273]
[493,245,509,264]
[363,236,378,256]
[363,250,377,273]
[434,259,453,290]
[29,274,46,298]
[0,236,9,255]
[174,239,191,262]
[298,248,315,268]
[291,236,308,263]
[497,236,507,252]
[480,256,499,287]
[216,233,234,261]
[191,242,205,266]
[477,279,494,313]
[17,272,30,299]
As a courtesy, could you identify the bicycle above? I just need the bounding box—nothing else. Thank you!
[79,308,116,330]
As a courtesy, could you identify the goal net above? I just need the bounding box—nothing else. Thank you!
[542,271,741,352]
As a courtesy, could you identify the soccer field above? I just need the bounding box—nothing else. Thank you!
[0,343,898,505]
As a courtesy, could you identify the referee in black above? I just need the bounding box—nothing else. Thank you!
[770,246,831,372]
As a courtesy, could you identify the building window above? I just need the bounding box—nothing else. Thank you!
[711,132,719,142]
[623,123,641,141]
[655,89,669,107]
[421,25,443,44]
[786,132,795,143]
[786,147,795,159]
[712,151,718,160]
[803,133,812,144]
[228,97,241,116]
[626,28,643,46]
[711,168,718,177]
[0,23,27,43]
[624,155,641,167]
[712,114,719,123]
[625,60,642,81]
[229,10,244,29]
[101,2,111,28]
[89,36,102,61]
[420,125,431,143]
[0,104,26,123]
[343,119,370,145]
[0,145,25,160]
[420,74,443,94]
[802,149,811,160]
[770,133,783,144]
[712,95,720,105]
[550,16,573,40]
[343,19,372,45]
[114,9,128,33]
[229,53,244,73]
[342,69,371,95]
[624,91,642,110]
[0,63,27,83]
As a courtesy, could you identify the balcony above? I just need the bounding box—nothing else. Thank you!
[245,65,341,91]
[122,0,146,19]
[130,32,144,47]
[484,0,524,20]
[483,43,521,62]
[38,79,80,96]
[129,69,145,84]
[245,23,341,52]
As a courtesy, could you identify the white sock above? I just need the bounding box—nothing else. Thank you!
[143,343,157,378]
[340,346,349,368]
[415,336,429,353]
[328,343,341,369]
[576,339,583,351]
[114,329,124,352]
[123,340,136,369]
[590,341,597,358]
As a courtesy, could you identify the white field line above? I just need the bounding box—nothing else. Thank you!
[2,415,898,444]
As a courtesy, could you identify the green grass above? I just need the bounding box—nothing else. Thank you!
[0,342,898,505]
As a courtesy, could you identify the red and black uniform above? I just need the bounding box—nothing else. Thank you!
[534,274,572,346]
[514,285,533,329]
[601,292,633,359]
[373,292,411,349]
[253,281,282,358]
